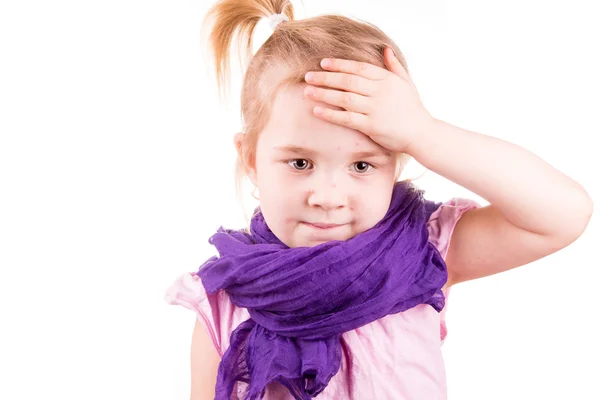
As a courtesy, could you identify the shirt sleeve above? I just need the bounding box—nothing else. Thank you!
[164,272,249,357]
[426,197,482,344]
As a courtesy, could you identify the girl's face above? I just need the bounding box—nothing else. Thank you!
[248,84,397,248]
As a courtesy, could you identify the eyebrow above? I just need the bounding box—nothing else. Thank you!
[273,145,391,159]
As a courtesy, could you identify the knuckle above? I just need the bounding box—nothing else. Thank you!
[341,92,353,106]
[343,112,354,126]
[357,62,368,74]
[343,74,354,88]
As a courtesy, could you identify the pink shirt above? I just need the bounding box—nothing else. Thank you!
[165,198,479,399]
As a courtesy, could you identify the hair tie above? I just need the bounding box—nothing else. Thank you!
[268,13,289,31]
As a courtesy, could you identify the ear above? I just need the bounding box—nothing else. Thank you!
[233,133,258,186]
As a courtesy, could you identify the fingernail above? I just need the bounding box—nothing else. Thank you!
[321,58,331,67]
[314,107,324,115]
[305,72,315,81]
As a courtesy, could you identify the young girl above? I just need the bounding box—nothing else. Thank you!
[165,0,593,399]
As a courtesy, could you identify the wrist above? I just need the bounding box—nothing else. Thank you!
[404,117,442,158]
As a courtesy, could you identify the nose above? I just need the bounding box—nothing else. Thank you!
[307,178,348,211]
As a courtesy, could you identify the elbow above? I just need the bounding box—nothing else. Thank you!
[560,188,594,244]
[576,188,593,234]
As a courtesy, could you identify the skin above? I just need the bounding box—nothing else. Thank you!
[300,47,593,286]
[238,46,593,287]
[241,84,398,248]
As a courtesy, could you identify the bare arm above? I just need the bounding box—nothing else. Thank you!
[190,318,221,400]
[407,119,593,285]
[299,54,593,285]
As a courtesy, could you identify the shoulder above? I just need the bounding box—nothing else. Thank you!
[165,272,250,356]
[426,197,482,259]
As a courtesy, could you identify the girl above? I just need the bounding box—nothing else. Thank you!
[165,0,593,399]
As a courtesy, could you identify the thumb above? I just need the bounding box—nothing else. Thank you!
[383,47,410,81]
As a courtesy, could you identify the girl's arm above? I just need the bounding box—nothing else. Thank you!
[407,118,593,286]
[302,52,592,285]
[190,319,221,400]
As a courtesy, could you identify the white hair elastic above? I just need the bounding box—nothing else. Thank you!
[268,13,289,31]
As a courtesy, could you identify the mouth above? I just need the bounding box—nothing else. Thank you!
[302,222,347,230]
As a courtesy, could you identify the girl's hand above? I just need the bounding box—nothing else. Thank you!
[303,47,435,154]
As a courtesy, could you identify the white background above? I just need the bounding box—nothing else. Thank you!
[1,0,598,399]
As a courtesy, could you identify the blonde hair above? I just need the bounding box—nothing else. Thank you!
[203,0,413,207]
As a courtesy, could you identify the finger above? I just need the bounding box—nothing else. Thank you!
[304,71,374,96]
[383,47,411,82]
[313,107,371,133]
[304,85,371,114]
[320,58,388,81]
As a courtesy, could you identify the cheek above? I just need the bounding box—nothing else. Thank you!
[257,167,298,200]
[354,183,394,224]
[256,167,303,226]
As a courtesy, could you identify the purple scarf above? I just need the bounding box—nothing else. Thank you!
[198,181,446,399]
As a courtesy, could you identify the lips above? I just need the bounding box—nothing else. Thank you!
[303,222,346,229]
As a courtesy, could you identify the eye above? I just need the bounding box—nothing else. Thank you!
[352,161,373,173]
[287,159,312,170]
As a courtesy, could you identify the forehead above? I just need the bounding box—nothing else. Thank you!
[261,84,384,152]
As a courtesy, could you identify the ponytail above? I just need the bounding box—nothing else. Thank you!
[203,0,294,99]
